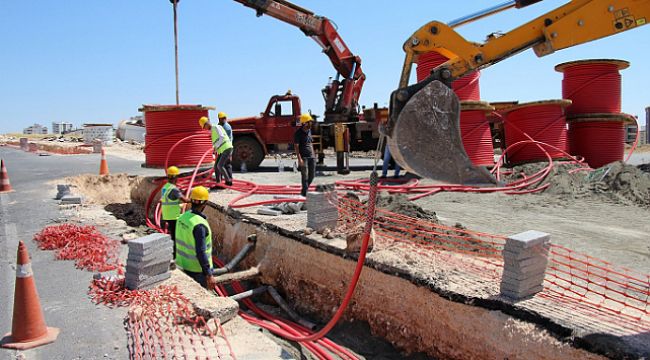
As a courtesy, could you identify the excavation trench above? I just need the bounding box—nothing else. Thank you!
[124,176,617,360]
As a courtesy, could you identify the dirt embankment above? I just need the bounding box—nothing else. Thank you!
[66,173,144,204]
[507,161,650,207]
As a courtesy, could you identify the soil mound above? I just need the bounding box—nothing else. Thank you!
[66,174,143,204]
[375,192,438,222]
[508,162,650,207]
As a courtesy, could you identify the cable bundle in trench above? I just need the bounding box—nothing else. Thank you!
[142,105,214,168]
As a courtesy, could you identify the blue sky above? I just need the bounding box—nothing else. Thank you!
[1,1,648,133]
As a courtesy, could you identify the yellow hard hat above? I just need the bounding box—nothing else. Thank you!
[218,112,227,119]
[199,116,209,128]
[299,113,313,124]
[166,166,180,176]
[190,186,210,201]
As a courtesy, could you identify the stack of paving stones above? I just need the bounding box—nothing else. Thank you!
[500,230,551,299]
[306,184,338,232]
[126,233,173,290]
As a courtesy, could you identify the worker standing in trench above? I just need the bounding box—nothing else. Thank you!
[160,166,190,261]
[175,186,217,289]
[294,113,316,197]
[199,116,234,186]
[217,112,234,184]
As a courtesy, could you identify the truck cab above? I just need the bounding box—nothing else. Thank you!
[228,93,302,170]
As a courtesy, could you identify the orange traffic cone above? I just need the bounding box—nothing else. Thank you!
[99,149,109,176]
[0,159,13,193]
[1,241,60,350]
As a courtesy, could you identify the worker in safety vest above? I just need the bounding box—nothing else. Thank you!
[199,116,234,186]
[160,166,189,259]
[294,113,316,197]
[175,186,217,289]
[217,112,234,182]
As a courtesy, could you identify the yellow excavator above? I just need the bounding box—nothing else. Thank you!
[387,0,649,185]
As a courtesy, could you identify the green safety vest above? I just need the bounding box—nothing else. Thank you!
[160,183,181,221]
[211,125,233,155]
[175,211,213,273]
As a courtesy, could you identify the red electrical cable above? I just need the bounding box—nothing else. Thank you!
[503,103,568,164]
[557,60,626,116]
[143,107,214,168]
[460,109,494,166]
[568,120,625,168]
[416,51,481,100]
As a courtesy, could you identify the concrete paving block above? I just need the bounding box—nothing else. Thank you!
[125,271,171,290]
[127,233,171,251]
[128,242,173,257]
[501,269,547,282]
[503,253,548,268]
[55,184,71,200]
[500,276,546,293]
[503,244,550,259]
[126,262,171,277]
[503,259,549,275]
[257,208,282,216]
[127,250,173,264]
[60,195,83,205]
[505,230,550,249]
[500,285,544,300]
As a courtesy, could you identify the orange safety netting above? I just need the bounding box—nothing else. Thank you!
[90,276,236,360]
[336,193,650,332]
[34,223,122,273]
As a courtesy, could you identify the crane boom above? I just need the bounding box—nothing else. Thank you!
[233,0,366,123]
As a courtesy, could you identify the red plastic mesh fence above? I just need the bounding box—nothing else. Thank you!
[34,223,122,273]
[336,194,650,332]
[90,276,236,360]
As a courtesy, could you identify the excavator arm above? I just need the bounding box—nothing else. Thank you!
[233,0,365,123]
[387,0,649,184]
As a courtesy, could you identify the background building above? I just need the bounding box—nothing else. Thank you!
[52,121,74,135]
[23,124,48,135]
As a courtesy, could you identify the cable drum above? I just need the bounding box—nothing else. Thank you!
[460,101,495,167]
[555,59,629,116]
[416,52,481,100]
[503,100,571,165]
[141,105,215,168]
[567,113,634,168]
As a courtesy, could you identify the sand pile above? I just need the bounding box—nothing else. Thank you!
[66,174,144,204]
[507,162,650,207]
[375,192,438,222]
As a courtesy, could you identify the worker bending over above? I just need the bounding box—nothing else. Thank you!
[160,166,189,259]
[294,113,316,197]
[175,186,217,289]
[217,112,233,183]
[199,116,234,186]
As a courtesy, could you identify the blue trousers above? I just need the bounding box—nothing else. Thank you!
[381,146,401,178]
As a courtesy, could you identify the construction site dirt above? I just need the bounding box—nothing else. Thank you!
[2,143,650,359]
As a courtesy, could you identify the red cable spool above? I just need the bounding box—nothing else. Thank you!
[460,101,495,167]
[141,105,215,168]
[503,100,571,164]
[567,113,633,168]
[416,51,481,100]
[555,59,629,116]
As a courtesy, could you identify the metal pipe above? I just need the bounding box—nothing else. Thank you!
[230,286,268,301]
[268,286,317,330]
[448,0,516,28]
[214,234,257,275]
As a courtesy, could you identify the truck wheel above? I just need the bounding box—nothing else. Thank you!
[233,137,264,171]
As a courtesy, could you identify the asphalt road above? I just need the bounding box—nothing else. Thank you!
[0,147,159,360]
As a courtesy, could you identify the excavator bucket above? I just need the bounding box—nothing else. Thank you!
[387,80,497,185]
